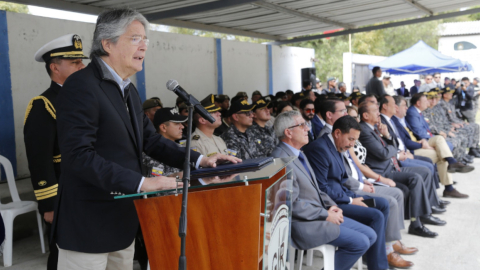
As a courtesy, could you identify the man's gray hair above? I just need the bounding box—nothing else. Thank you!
[90,9,149,59]
[274,110,302,140]
[338,82,346,88]
[393,95,405,106]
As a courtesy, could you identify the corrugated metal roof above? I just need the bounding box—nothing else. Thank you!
[439,20,480,36]
[7,0,480,41]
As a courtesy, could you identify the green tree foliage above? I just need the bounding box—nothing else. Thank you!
[0,1,29,13]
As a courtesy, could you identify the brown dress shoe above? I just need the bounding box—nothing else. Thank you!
[443,188,469,198]
[447,162,474,173]
[393,241,418,255]
[388,252,414,269]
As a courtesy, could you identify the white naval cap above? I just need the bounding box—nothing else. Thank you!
[34,33,89,63]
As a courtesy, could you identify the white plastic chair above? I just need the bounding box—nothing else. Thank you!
[0,155,45,267]
[294,244,363,270]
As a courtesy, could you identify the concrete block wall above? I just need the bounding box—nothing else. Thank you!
[0,11,314,179]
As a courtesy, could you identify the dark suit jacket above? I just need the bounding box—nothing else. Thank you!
[270,143,340,250]
[311,114,324,138]
[358,122,397,176]
[55,57,201,253]
[395,87,410,97]
[410,85,418,95]
[366,76,385,97]
[457,85,474,111]
[391,116,422,153]
[304,134,357,205]
[405,106,432,140]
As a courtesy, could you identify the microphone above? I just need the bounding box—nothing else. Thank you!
[166,80,215,123]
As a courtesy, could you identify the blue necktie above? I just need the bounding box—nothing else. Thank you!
[298,152,312,178]
[347,152,364,183]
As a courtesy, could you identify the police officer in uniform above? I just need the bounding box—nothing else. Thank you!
[191,94,229,157]
[249,97,278,157]
[221,99,263,160]
[24,34,88,270]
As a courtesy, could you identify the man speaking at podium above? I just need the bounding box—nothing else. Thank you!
[54,9,238,269]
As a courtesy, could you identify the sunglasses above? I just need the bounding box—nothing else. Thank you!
[304,108,315,113]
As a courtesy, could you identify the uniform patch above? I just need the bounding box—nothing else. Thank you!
[191,147,199,152]
[257,139,262,144]
[226,149,237,156]
[151,167,164,177]
[192,135,200,140]
[179,139,187,146]
[38,180,47,186]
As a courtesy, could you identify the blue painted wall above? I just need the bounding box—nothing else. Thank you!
[136,61,146,102]
[0,10,17,179]
[216,39,223,95]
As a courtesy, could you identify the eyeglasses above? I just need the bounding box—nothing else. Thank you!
[288,122,308,129]
[304,108,315,113]
[335,109,348,114]
[236,111,252,116]
[129,35,149,46]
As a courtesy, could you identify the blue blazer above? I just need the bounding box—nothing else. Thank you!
[405,106,432,140]
[391,116,422,152]
[311,114,324,138]
[304,133,357,205]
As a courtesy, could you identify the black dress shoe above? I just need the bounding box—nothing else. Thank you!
[432,205,446,214]
[439,200,450,208]
[468,148,480,158]
[408,224,438,238]
[420,215,447,226]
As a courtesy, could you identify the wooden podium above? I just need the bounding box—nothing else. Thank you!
[121,157,294,270]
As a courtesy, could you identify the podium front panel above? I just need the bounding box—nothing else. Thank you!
[262,169,293,270]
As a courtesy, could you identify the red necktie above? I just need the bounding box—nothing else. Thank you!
[374,128,401,172]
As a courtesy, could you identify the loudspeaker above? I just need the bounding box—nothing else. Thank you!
[301,68,317,89]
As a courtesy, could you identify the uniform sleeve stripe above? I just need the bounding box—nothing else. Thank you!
[34,184,58,194]
[36,191,57,200]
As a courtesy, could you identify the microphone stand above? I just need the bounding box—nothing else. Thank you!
[178,102,194,270]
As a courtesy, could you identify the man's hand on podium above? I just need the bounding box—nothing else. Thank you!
[140,176,184,192]
[200,153,242,168]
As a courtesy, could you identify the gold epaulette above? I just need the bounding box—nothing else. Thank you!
[34,184,58,200]
[24,96,56,125]
[53,154,61,163]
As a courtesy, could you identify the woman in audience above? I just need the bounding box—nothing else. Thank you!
[276,101,294,114]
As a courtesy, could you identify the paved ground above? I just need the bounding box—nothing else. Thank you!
[1,160,479,270]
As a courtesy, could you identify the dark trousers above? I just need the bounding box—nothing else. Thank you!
[44,222,58,270]
[386,168,432,219]
[338,196,389,270]
[328,217,376,270]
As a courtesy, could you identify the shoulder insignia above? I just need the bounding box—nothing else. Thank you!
[192,135,200,140]
[24,96,56,125]
[207,152,218,157]
[226,149,237,156]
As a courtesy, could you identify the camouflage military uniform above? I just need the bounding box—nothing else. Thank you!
[190,128,228,157]
[220,125,263,159]
[249,121,278,157]
[423,107,467,160]
[142,152,181,177]
[438,99,479,148]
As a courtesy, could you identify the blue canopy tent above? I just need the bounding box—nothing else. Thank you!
[368,40,473,74]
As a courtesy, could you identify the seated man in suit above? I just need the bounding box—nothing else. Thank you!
[357,102,440,237]
[317,99,348,138]
[311,98,326,138]
[304,116,390,270]
[406,93,469,163]
[379,95,446,216]
[317,110,416,268]
[392,96,471,198]
[270,111,374,270]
